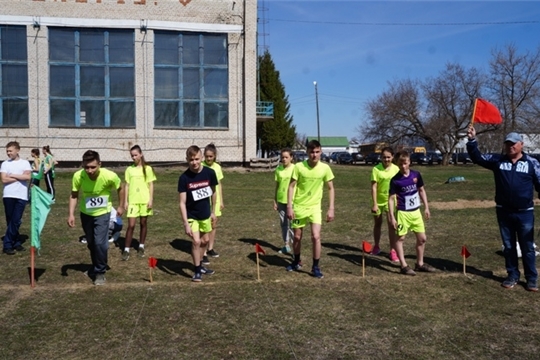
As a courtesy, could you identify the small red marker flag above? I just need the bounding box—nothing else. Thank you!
[362,241,372,253]
[461,246,471,259]
[148,256,158,268]
[473,99,502,125]
[255,243,266,255]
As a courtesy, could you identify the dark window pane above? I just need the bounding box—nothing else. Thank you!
[109,31,134,63]
[155,32,178,65]
[183,68,199,99]
[50,99,75,126]
[2,99,28,126]
[203,35,227,65]
[80,66,105,97]
[183,34,199,65]
[110,101,135,127]
[49,28,75,61]
[80,30,104,62]
[204,69,228,98]
[2,65,28,96]
[204,102,228,128]
[155,68,178,99]
[1,26,27,61]
[50,66,75,97]
[110,67,134,97]
[81,100,104,126]
[183,102,199,127]
[155,101,179,127]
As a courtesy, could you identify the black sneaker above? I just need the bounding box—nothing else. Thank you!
[3,248,16,255]
[15,245,25,252]
[200,266,215,275]
[207,249,220,258]
[202,255,210,265]
[502,277,518,289]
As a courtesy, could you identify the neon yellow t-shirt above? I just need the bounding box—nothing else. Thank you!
[72,168,121,216]
[274,164,294,204]
[371,163,400,206]
[292,160,334,208]
[202,161,224,215]
[125,165,156,204]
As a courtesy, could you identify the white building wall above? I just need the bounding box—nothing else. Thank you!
[0,0,256,164]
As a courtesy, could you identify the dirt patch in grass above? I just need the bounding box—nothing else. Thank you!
[431,198,540,210]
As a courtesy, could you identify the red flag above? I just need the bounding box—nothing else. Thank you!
[255,243,265,255]
[148,256,158,268]
[473,99,502,124]
[461,246,471,259]
[362,241,372,253]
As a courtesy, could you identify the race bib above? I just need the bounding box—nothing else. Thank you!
[192,186,213,201]
[85,196,108,210]
[404,193,420,210]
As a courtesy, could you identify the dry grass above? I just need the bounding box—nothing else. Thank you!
[1,164,540,359]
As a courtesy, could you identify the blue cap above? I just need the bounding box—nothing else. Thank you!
[504,132,523,143]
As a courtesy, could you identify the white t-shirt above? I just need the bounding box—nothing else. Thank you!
[0,158,32,200]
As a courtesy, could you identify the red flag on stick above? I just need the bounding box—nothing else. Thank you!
[362,241,372,253]
[461,246,471,259]
[472,99,502,125]
[255,243,266,255]
[148,256,158,268]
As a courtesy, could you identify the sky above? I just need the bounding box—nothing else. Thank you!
[258,1,540,140]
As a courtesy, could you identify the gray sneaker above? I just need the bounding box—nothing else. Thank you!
[94,274,106,286]
[137,247,145,258]
[122,250,130,261]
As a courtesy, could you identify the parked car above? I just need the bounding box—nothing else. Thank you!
[364,152,381,165]
[336,152,353,164]
[292,151,308,162]
[426,151,443,165]
[351,152,364,164]
[451,152,472,164]
[329,151,348,163]
[410,152,430,165]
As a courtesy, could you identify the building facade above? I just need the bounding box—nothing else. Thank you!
[0,0,257,163]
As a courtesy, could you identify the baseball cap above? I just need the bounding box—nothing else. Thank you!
[504,132,523,143]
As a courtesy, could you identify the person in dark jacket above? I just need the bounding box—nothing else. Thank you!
[467,126,540,291]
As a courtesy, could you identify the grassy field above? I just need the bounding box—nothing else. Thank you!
[1,163,540,359]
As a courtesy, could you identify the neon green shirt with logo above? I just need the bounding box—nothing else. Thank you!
[292,160,334,208]
[371,163,400,206]
[275,164,295,204]
[202,161,223,212]
[72,168,121,216]
[125,165,157,204]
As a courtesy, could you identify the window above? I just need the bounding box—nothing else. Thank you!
[0,26,28,127]
[154,32,228,128]
[49,28,135,127]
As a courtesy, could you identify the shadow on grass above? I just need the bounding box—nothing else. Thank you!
[238,238,281,253]
[421,255,504,282]
[60,263,92,276]
[322,242,361,253]
[246,253,290,268]
[155,258,193,279]
[328,252,399,274]
[27,267,46,282]
[169,238,193,255]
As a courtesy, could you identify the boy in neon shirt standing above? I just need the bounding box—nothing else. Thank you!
[388,151,435,276]
[286,140,335,278]
[68,150,124,285]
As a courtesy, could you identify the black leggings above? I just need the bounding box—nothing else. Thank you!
[44,172,55,200]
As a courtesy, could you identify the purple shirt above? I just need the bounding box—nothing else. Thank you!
[389,169,425,211]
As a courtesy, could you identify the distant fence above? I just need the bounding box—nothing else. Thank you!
[249,156,279,170]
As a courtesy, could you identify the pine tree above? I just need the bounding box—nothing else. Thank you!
[257,50,296,154]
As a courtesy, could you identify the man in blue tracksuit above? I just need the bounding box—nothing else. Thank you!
[467,126,540,291]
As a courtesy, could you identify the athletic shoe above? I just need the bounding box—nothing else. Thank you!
[400,266,416,276]
[207,249,220,258]
[192,273,202,282]
[79,236,87,244]
[371,245,381,256]
[414,263,436,273]
[137,248,145,258]
[122,250,130,261]
[3,249,15,255]
[108,237,115,243]
[389,249,399,262]
[202,255,210,265]
[311,266,324,279]
[15,245,26,252]
[94,274,106,286]
[200,266,215,275]
[286,262,302,272]
[279,246,292,254]
[526,280,538,292]
[501,277,518,289]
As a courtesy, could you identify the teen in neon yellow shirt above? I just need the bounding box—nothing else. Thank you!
[274,148,295,254]
[202,143,223,260]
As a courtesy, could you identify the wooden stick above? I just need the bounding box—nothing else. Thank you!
[470,98,478,126]
[31,246,35,288]
[362,252,365,278]
[463,255,466,275]
[256,252,261,281]
[149,267,153,283]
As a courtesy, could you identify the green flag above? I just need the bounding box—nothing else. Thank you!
[31,186,54,250]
